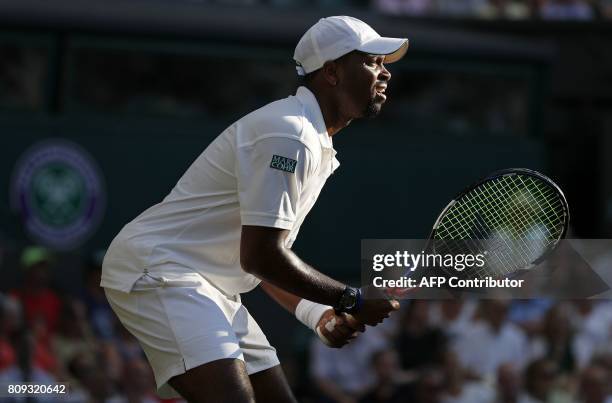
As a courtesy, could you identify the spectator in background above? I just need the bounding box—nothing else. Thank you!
[440,350,494,403]
[508,299,553,337]
[435,0,489,17]
[570,300,595,329]
[540,0,594,20]
[578,365,612,403]
[396,300,447,371]
[51,298,98,382]
[1,292,58,382]
[411,368,445,403]
[0,295,18,375]
[9,246,61,337]
[119,357,159,403]
[453,300,529,378]
[65,353,98,402]
[80,249,116,340]
[571,301,612,369]
[0,323,56,391]
[310,326,390,403]
[113,322,145,362]
[77,358,124,403]
[429,300,476,344]
[478,0,532,18]
[6,246,64,380]
[589,352,612,378]
[373,0,434,16]
[99,340,124,387]
[496,363,522,403]
[518,359,559,403]
[529,304,576,373]
[359,349,412,403]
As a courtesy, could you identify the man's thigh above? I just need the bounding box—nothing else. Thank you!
[105,270,281,399]
[105,274,247,398]
[168,358,255,403]
[249,365,298,403]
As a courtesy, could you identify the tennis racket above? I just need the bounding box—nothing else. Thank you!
[322,168,570,339]
[425,168,569,280]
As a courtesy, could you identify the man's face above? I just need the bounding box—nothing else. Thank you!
[335,51,392,119]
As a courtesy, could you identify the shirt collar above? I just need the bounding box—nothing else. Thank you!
[295,86,334,150]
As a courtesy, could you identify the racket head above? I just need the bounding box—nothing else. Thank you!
[428,168,570,277]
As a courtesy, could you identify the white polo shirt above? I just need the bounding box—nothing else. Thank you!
[101,86,340,296]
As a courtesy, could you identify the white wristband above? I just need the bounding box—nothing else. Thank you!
[295,299,333,331]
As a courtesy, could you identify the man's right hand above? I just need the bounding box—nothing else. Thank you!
[351,297,400,326]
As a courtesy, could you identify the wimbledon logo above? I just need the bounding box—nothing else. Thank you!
[10,139,105,250]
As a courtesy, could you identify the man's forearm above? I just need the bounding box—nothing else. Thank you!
[242,247,345,307]
[260,281,302,313]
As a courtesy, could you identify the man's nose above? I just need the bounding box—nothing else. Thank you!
[380,64,391,82]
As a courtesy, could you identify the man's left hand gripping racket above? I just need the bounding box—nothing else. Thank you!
[329,169,570,334]
[385,168,570,299]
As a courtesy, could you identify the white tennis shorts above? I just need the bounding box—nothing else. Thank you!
[104,266,279,398]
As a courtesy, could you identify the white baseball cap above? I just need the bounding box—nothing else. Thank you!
[293,16,409,76]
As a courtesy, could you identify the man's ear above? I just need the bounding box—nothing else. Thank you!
[321,60,339,87]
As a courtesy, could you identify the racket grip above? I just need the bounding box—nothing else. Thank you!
[315,317,336,347]
[315,326,333,346]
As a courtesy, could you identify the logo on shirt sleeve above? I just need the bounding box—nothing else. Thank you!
[270,155,297,174]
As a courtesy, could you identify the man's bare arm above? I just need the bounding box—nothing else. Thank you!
[260,280,366,348]
[241,225,345,307]
[242,226,400,325]
[259,281,302,313]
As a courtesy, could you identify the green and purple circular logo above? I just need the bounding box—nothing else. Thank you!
[11,139,105,250]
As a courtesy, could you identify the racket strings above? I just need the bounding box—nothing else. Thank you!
[448,185,532,277]
[433,173,567,278]
[434,203,514,278]
[470,185,534,275]
[474,178,549,276]
[506,176,564,233]
[436,175,564,240]
[494,184,562,271]
[454,177,557,250]
[440,177,562,274]
[484,179,548,254]
[519,176,565,230]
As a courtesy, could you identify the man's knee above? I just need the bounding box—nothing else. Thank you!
[168,359,255,403]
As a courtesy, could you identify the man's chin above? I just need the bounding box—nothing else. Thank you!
[362,101,383,119]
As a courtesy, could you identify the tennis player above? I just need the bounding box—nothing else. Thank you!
[101,16,409,403]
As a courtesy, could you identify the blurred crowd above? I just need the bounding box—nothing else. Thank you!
[307,299,612,403]
[372,0,612,20]
[0,246,176,403]
[1,246,611,403]
[206,0,612,20]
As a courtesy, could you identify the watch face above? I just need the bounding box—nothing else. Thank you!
[341,289,357,310]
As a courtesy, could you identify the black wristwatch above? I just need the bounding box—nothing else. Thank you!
[334,286,361,314]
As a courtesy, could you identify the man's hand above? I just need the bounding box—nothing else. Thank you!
[315,309,365,348]
[352,295,400,326]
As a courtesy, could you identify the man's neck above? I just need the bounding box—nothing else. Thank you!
[307,85,352,137]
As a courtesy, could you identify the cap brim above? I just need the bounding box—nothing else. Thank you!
[358,37,409,64]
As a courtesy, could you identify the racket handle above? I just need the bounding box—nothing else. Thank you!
[315,317,336,347]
